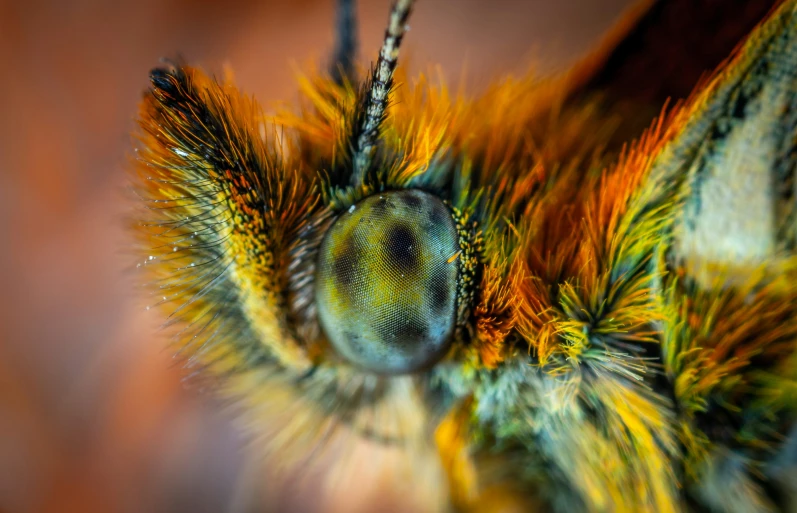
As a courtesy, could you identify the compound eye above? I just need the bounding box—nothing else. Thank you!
[315,190,460,374]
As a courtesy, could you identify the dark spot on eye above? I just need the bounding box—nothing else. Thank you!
[376,315,429,348]
[384,224,419,272]
[333,254,357,289]
[428,201,449,228]
[333,236,360,289]
[394,320,428,345]
[400,191,423,210]
[428,273,449,313]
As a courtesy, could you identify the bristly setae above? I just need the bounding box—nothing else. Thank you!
[131,0,797,511]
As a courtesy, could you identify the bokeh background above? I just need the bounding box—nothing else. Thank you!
[0,1,636,511]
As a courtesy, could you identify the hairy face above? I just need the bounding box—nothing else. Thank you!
[130,0,797,511]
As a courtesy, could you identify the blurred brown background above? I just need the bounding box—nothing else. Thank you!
[0,1,635,512]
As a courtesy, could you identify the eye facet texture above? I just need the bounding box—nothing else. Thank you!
[316,190,459,374]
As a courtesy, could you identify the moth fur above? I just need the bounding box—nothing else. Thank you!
[130,0,797,511]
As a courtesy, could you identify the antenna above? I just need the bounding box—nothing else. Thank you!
[331,0,358,84]
[351,0,415,187]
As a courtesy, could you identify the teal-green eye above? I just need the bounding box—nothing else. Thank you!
[315,190,460,374]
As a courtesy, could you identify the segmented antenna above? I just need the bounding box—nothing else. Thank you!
[351,0,415,187]
[330,0,358,84]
